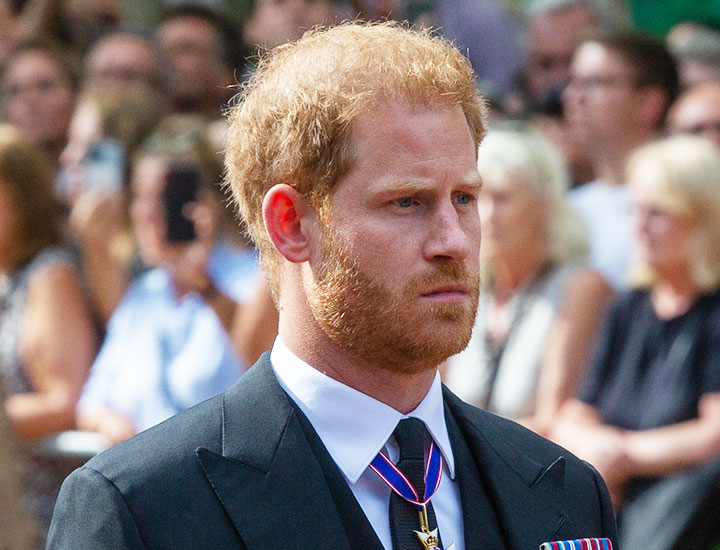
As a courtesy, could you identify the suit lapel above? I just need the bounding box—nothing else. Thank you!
[444,388,568,549]
[196,355,352,550]
[444,402,507,549]
[291,398,385,550]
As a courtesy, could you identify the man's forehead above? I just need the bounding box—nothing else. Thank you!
[572,41,631,72]
[346,99,473,148]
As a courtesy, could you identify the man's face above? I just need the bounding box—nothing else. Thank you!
[85,35,160,90]
[667,89,720,148]
[156,16,227,107]
[305,100,482,373]
[526,5,596,104]
[563,42,643,146]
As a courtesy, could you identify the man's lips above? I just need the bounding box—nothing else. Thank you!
[420,285,470,301]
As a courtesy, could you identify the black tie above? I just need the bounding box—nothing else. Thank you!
[389,418,442,550]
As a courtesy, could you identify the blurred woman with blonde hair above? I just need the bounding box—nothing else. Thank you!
[553,135,720,550]
[445,127,612,435]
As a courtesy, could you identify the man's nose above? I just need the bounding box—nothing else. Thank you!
[424,203,477,263]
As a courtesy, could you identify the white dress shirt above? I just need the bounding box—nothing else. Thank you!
[569,180,632,290]
[271,337,465,550]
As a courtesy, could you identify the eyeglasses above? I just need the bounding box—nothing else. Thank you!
[3,77,67,100]
[530,53,574,72]
[566,74,639,92]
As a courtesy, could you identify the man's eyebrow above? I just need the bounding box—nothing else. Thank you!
[371,173,483,196]
[369,177,436,198]
[462,172,483,190]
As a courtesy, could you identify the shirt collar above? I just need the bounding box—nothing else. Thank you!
[270,337,455,484]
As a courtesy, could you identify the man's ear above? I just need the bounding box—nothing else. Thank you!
[262,184,315,263]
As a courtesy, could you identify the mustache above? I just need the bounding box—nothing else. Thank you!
[403,263,480,295]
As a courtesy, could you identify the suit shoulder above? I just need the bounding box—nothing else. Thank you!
[48,465,146,548]
[51,392,246,548]
[86,393,224,488]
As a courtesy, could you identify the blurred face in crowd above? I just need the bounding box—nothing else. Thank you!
[667,84,720,148]
[305,100,481,371]
[629,161,693,277]
[2,49,75,153]
[131,154,220,269]
[476,171,547,264]
[679,59,720,90]
[526,4,596,104]
[243,0,334,49]
[156,15,230,112]
[85,34,161,91]
[59,100,102,202]
[563,41,644,146]
[130,155,171,267]
[666,22,720,89]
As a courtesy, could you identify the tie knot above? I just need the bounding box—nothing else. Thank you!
[394,417,427,462]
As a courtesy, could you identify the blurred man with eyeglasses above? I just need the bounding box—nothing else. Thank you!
[667,81,720,149]
[563,31,679,289]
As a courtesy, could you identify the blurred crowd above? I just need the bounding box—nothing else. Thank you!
[1,0,720,548]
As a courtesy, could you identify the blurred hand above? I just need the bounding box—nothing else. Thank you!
[89,410,136,446]
[69,189,124,253]
[581,428,631,507]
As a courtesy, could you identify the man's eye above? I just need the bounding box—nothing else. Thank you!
[456,193,472,205]
[396,197,414,207]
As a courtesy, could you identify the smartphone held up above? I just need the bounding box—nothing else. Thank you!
[164,164,200,243]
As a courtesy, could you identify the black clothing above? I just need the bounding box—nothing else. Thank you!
[48,354,617,549]
[580,289,720,430]
[579,289,720,550]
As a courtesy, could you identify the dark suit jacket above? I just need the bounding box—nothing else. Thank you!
[48,355,618,549]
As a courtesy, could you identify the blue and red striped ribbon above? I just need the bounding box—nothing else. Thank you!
[369,440,443,509]
[540,538,613,550]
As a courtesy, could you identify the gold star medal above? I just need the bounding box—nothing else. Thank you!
[414,504,456,550]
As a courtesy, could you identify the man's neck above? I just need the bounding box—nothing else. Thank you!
[278,321,438,414]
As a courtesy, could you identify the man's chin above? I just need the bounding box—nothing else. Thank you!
[378,321,475,374]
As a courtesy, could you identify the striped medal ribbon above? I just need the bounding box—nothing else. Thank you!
[540,538,613,550]
[370,441,455,550]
